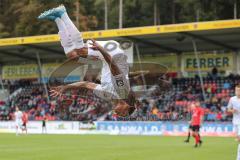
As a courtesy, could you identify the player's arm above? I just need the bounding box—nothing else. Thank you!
[50,81,97,97]
[227,98,238,113]
[227,107,238,113]
[66,48,88,59]
[200,113,204,126]
[189,110,194,124]
[89,39,121,76]
[13,113,16,121]
[228,108,238,114]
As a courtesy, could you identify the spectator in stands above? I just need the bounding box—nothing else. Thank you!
[211,67,218,79]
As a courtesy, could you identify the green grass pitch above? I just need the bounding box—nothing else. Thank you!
[0,134,237,160]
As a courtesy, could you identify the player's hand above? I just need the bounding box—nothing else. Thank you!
[114,105,130,117]
[229,108,238,113]
[233,109,239,113]
[49,85,65,97]
[89,39,101,51]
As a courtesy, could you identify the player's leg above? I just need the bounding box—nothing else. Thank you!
[236,125,240,142]
[233,125,239,141]
[192,126,200,147]
[198,131,202,146]
[192,131,198,147]
[55,18,76,55]
[42,125,47,134]
[43,126,45,134]
[54,6,89,58]
[21,123,26,134]
[195,130,200,147]
[184,126,191,143]
[16,122,21,136]
[55,17,86,59]
[54,17,87,58]
[39,5,84,49]
[15,124,18,136]
[21,124,24,134]
[38,6,83,58]
[60,7,84,49]
[39,6,103,60]
[237,144,240,160]
[24,123,27,134]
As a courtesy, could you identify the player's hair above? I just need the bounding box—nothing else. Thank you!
[125,90,136,115]
[235,84,240,88]
[126,90,136,107]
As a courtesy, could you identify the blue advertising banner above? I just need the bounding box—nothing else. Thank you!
[96,121,234,136]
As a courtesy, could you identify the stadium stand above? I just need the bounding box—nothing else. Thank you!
[0,73,236,122]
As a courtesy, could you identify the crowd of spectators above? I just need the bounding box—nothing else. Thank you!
[0,82,112,121]
[119,74,238,122]
[0,73,238,122]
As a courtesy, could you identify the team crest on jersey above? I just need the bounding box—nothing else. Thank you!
[116,79,124,87]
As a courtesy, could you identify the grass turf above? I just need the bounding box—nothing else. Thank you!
[0,134,237,160]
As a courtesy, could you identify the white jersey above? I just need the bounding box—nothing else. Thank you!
[86,40,129,77]
[87,40,130,100]
[227,96,240,125]
[14,111,23,123]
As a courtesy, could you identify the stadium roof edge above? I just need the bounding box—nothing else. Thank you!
[1,19,240,64]
[1,19,240,47]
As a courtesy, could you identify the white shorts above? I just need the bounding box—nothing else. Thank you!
[234,124,240,136]
[111,73,130,99]
[15,121,22,129]
[94,83,118,100]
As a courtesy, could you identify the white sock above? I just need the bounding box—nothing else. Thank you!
[55,18,67,32]
[72,31,84,49]
[61,13,79,33]
[237,144,240,160]
[55,18,75,54]
[58,31,76,54]
[16,127,19,135]
[61,12,84,49]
